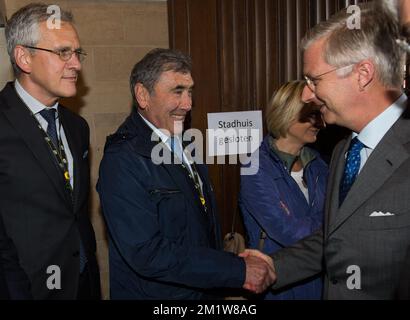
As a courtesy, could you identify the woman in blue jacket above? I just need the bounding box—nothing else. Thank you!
[239,81,328,300]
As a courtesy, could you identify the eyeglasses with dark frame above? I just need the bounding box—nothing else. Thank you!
[23,45,87,62]
[304,64,354,91]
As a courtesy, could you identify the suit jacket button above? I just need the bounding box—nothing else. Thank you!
[73,251,79,257]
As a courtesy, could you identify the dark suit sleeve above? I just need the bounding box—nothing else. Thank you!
[271,229,324,290]
[97,149,246,290]
[0,214,32,300]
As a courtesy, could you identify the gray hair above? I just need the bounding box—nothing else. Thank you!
[375,0,399,23]
[130,48,192,103]
[301,3,405,88]
[5,3,74,77]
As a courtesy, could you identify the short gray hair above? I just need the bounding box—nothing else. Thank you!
[5,3,74,77]
[130,48,192,103]
[302,3,405,88]
[375,0,399,23]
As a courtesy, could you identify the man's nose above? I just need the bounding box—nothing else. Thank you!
[301,84,316,103]
[180,92,192,111]
[67,52,82,70]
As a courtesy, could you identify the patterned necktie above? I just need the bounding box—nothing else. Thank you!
[40,108,87,272]
[40,108,58,147]
[339,137,365,206]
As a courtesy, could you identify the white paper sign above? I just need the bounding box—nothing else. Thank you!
[207,110,263,156]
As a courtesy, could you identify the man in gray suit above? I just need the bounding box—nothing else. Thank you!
[377,0,410,300]
[242,3,410,299]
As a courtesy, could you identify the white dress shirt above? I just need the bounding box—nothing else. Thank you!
[353,94,407,174]
[14,80,74,188]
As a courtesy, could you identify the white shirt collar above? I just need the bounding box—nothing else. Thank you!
[138,112,195,176]
[138,112,175,148]
[14,79,59,114]
[354,94,407,149]
[138,113,188,161]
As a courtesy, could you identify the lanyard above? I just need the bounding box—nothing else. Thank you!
[164,136,208,213]
[31,109,73,197]
[180,155,207,213]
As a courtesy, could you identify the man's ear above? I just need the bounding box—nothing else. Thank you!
[356,60,374,91]
[14,45,32,74]
[134,83,150,110]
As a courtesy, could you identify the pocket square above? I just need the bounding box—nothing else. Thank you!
[83,150,89,159]
[369,211,395,217]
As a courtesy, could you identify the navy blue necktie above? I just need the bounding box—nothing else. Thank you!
[40,108,58,147]
[339,137,365,206]
[170,136,205,207]
[40,108,87,272]
[170,136,184,161]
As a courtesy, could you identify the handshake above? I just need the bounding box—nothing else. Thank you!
[240,249,277,294]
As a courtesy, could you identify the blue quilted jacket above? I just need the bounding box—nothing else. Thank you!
[239,135,328,300]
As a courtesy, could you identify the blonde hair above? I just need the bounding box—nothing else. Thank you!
[266,81,305,138]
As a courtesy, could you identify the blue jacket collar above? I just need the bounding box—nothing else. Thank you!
[264,135,317,173]
[104,107,162,158]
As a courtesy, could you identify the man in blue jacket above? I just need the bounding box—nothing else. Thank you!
[97,48,275,299]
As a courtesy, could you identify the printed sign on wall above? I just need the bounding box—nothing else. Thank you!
[207,111,263,156]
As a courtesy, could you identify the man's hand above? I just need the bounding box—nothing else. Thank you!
[241,253,276,294]
[240,249,275,271]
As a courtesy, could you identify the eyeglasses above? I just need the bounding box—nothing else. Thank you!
[23,45,87,62]
[304,64,354,91]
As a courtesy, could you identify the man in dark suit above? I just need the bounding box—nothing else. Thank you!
[243,3,410,299]
[97,48,275,299]
[377,0,410,300]
[0,3,100,299]
[0,213,32,300]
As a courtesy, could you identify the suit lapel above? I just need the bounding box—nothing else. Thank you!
[0,83,72,208]
[328,117,410,236]
[325,139,349,233]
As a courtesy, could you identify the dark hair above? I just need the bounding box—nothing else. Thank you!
[129,48,192,101]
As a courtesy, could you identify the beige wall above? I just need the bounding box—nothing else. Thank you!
[0,0,168,299]
[0,29,12,82]
[0,0,6,26]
